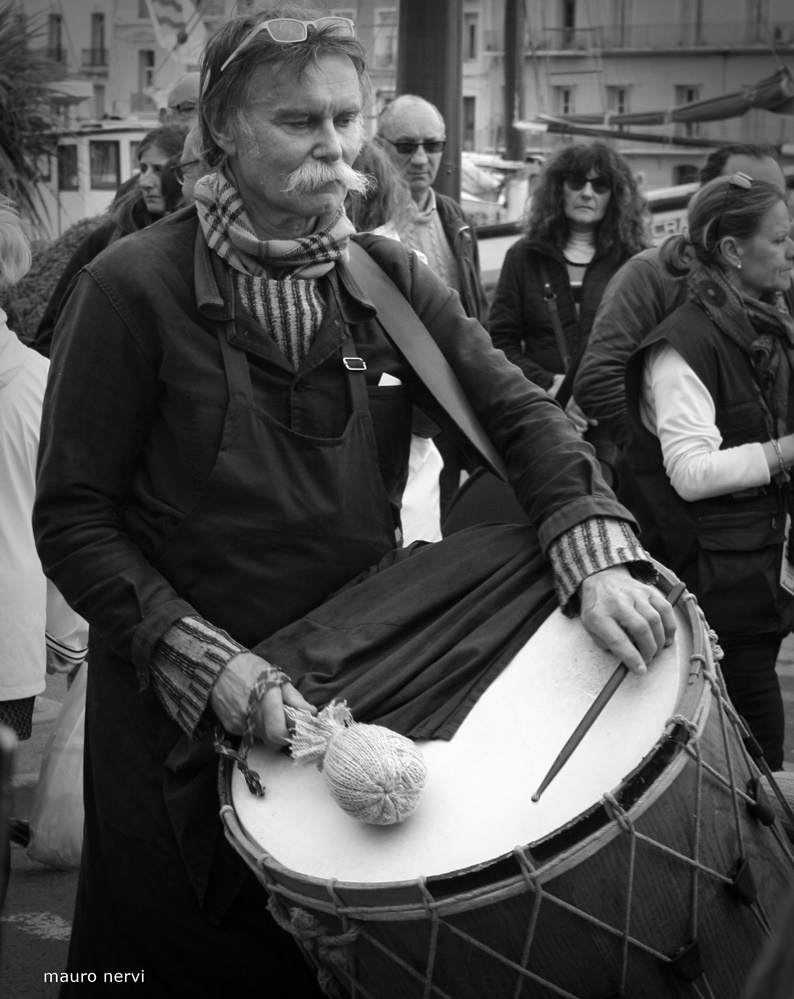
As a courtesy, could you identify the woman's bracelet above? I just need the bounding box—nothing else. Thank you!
[771,437,789,480]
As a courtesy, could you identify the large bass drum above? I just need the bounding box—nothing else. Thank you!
[220,571,794,998]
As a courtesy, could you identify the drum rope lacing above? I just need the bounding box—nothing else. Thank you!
[222,582,794,998]
[266,893,361,998]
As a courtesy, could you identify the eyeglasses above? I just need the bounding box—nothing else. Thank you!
[168,101,198,117]
[382,137,447,156]
[173,159,201,185]
[564,173,611,195]
[218,16,355,76]
[715,171,752,239]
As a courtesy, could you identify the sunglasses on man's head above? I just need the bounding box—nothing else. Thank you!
[218,16,355,76]
[564,173,611,195]
[383,138,447,156]
[714,171,753,238]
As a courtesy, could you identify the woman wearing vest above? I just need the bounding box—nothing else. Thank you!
[624,173,794,770]
[488,142,649,486]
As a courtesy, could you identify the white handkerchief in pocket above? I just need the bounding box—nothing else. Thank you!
[378,373,402,387]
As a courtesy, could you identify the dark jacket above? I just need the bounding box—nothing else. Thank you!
[623,300,793,637]
[435,192,489,326]
[574,245,689,446]
[35,213,629,672]
[488,235,629,392]
[33,210,634,987]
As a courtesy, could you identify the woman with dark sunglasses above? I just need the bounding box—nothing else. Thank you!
[489,141,649,483]
[623,175,794,770]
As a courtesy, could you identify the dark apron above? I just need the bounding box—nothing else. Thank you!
[150,313,399,890]
[68,312,397,995]
[149,321,398,645]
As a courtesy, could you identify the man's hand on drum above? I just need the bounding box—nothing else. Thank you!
[211,651,317,747]
[578,565,677,675]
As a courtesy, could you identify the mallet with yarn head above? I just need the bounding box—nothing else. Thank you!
[286,701,428,826]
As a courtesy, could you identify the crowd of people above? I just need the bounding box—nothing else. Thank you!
[1,4,794,997]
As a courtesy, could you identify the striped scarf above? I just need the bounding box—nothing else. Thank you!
[194,169,355,368]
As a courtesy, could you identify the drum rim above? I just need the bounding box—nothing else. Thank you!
[219,569,716,918]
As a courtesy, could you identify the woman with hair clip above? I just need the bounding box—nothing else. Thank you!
[488,141,649,483]
[623,173,794,770]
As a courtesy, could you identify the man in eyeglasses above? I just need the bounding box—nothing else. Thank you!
[34,8,675,996]
[159,71,200,125]
[377,95,489,509]
[377,94,488,327]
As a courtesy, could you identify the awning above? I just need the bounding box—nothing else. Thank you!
[532,67,794,128]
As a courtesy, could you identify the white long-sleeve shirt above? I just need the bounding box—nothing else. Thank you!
[640,341,771,502]
[0,311,87,699]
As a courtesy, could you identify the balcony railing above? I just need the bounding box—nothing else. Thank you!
[36,45,66,62]
[527,21,794,51]
[81,48,108,68]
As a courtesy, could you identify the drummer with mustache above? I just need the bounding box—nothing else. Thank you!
[33,7,676,997]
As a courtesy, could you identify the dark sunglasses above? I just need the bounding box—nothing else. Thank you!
[564,173,611,195]
[173,159,201,185]
[383,137,446,156]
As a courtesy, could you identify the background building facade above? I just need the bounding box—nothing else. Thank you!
[13,0,794,235]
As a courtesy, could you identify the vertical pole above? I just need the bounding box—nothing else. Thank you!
[503,0,525,161]
[396,0,462,201]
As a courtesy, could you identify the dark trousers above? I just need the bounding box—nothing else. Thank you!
[719,631,786,771]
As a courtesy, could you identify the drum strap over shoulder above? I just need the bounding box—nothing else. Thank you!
[344,242,507,481]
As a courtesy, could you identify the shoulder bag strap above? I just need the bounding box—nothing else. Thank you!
[345,242,507,480]
[538,259,571,372]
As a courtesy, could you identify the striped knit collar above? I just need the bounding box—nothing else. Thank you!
[194,168,355,279]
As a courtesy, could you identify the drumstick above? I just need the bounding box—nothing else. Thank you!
[531,580,686,803]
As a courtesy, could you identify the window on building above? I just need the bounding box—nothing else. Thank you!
[94,84,106,119]
[673,164,700,185]
[373,9,398,68]
[47,12,63,61]
[139,50,155,92]
[606,86,629,115]
[675,85,701,137]
[58,145,79,192]
[561,0,576,46]
[606,85,629,130]
[91,12,105,49]
[554,86,575,115]
[130,142,141,172]
[464,13,478,61]
[90,141,120,190]
[463,96,476,151]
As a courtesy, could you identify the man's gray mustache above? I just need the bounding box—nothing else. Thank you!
[282,163,373,196]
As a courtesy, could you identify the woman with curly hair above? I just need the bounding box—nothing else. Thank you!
[488,141,649,479]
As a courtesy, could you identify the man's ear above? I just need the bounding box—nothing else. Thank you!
[207,119,238,159]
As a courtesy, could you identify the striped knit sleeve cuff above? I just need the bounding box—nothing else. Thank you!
[548,517,657,616]
[151,616,247,738]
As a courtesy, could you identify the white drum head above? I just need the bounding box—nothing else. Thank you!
[232,604,690,884]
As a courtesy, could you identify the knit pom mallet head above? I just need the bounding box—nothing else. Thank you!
[287,702,427,826]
